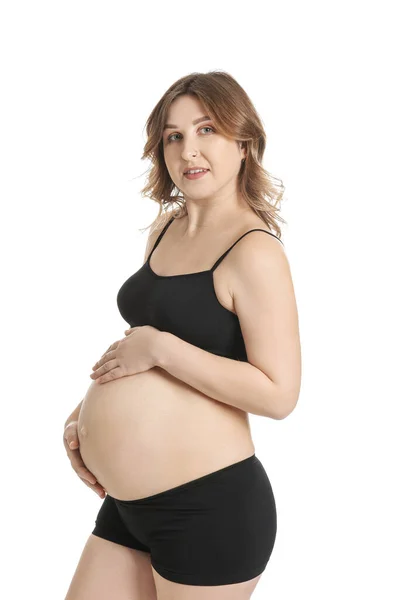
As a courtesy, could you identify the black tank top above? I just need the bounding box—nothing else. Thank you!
[117,216,284,362]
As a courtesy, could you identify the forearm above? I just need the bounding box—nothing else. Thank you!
[155,332,284,419]
[64,399,84,429]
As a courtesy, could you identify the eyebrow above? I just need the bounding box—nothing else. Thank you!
[163,115,211,130]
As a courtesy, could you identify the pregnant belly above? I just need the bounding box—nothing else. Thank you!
[78,366,255,501]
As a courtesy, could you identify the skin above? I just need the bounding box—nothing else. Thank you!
[162,94,252,234]
[63,94,284,599]
[63,420,106,498]
[61,95,275,499]
[62,94,251,499]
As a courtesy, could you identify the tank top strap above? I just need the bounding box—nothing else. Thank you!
[148,217,175,260]
[210,228,284,272]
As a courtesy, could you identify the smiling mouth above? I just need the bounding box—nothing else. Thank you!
[183,169,210,175]
[183,169,210,180]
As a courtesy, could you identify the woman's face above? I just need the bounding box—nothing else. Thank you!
[162,95,246,202]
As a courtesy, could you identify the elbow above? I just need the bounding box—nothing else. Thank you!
[272,387,299,420]
[275,404,296,420]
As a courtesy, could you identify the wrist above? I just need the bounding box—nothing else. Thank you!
[153,330,171,369]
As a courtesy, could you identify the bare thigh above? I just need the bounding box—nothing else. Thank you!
[64,534,157,600]
[152,568,263,600]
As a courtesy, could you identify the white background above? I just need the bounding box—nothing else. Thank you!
[1,1,399,598]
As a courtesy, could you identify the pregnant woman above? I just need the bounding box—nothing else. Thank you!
[63,72,301,600]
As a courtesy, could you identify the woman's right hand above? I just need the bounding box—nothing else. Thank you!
[63,421,106,499]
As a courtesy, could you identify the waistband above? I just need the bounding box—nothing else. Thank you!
[114,453,259,505]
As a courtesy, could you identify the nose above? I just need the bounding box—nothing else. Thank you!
[180,141,200,162]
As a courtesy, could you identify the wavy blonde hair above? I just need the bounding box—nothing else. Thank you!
[138,70,287,240]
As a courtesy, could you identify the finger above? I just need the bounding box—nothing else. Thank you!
[102,344,113,359]
[99,341,120,361]
[65,435,79,449]
[64,439,97,483]
[78,467,98,485]
[70,452,98,485]
[79,472,106,496]
[90,357,119,380]
[81,477,107,498]
[63,425,80,450]
[91,346,112,370]
[92,349,118,371]
[75,462,98,485]
[63,435,79,453]
[63,418,107,495]
[94,366,125,385]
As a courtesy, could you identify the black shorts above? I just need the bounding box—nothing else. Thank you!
[92,453,277,586]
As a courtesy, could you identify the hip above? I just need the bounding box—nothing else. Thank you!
[92,453,277,586]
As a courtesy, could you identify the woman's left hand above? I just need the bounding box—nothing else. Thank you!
[90,325,161,384]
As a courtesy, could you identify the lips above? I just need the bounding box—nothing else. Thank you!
[183,169,210,180]
[183,168,209,174]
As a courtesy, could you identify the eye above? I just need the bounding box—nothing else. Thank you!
[167,126,215,143]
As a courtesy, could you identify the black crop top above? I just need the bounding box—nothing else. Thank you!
[117,216,283,362]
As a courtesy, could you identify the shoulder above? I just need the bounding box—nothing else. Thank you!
[143,214,170,261]
[230,219,285,264]
[235,213,283,246]
[143,211,181,262]
[227,223,289,294]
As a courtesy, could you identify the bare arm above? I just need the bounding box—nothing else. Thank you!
[155,232,300,420]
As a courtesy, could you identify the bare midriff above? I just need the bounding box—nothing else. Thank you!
[77,213,268,502]
[78,367,255,501]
